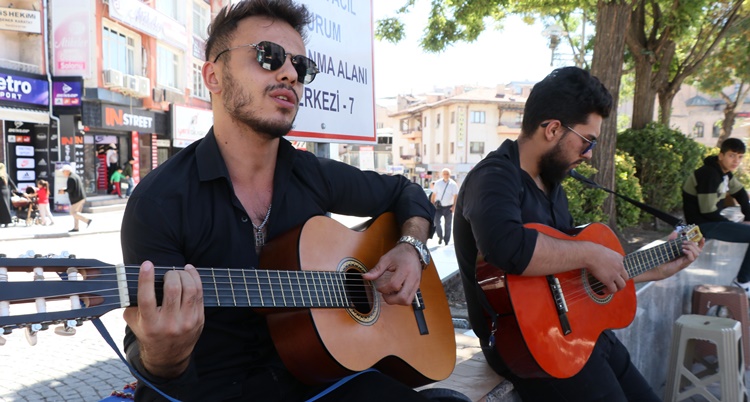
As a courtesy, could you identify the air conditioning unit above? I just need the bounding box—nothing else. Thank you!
[103,69,124,89]
[124,75,139,94]
[136,76,150,98]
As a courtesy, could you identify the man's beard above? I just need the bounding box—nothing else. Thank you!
[222,66,296,139]
[539,140,576,185]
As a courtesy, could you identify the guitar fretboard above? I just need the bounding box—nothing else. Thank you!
[125,267,360,309]
[624,237,683,277]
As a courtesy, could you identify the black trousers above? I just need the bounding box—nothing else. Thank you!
[434,206,453,244]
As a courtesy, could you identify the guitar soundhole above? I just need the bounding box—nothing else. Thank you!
[344,268,373,315]
[583,270,613,304]
[338,258,380,325]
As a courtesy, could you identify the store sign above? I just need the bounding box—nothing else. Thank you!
[0,69,49,106]
[101,105,155,131]
[109,0,188,50]
[0,6,41,34]
[52,80,82,106]
[50,0,92,78]
[173,105,213,148]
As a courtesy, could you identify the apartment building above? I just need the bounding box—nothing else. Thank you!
[386,83,532,187]
[1,0,227,207]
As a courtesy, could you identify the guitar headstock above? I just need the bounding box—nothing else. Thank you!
[0,253,127,346]
[677,224,703,243]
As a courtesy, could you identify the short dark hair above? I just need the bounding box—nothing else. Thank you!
[205,0,312,62]
[721,138,746,154]
[521,67,613,137]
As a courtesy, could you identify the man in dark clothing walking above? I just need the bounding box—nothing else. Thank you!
[59,164,92,232]
[683,138,750,295]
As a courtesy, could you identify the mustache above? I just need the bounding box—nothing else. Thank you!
[266,83,299,104]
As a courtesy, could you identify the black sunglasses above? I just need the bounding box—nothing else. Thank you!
[213,41,320,84]
[540,121,597,155]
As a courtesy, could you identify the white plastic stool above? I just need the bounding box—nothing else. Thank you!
[665,314,747,402]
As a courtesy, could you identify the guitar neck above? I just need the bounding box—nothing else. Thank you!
[123,266,358,309]
[623,237,683,278]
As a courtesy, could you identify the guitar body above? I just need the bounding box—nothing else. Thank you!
[477,223,636,379]
[260,213,456,387]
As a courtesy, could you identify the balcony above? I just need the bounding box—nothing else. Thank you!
[402,128,423,141]
[0,58,41,74]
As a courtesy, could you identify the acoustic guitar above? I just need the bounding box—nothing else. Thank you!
[476,222,701,379]
[0,213,456,387]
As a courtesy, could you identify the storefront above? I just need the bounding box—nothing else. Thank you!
[81,102,168,194]
[0,67,52,193]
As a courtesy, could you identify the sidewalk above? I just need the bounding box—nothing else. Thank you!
[0,210,124,243]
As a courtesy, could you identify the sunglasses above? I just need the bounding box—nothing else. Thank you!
[541,121,597,155]
[213,41,320,85]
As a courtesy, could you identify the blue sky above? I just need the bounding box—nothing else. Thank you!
[372,1,556,98]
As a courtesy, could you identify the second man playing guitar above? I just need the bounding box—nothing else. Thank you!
[453,67,704,401]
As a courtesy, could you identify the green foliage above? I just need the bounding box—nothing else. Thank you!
[563,163,608,226]
[562,153,643,229]
[375,18,407,43]
[617,123,706,213]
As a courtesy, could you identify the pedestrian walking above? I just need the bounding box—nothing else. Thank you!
[58,164,92,232]
[430,168,459,245]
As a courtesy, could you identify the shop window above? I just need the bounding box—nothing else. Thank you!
[192,62,209,100]
[157,44,182,90]
[192,1,210,40]
[103,25,137,75]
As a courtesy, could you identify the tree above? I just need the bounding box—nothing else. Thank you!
[376,0,630,228]
[690,12,750,146]
[625,0,746,129]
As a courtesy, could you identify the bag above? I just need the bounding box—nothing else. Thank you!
[435,200,442,208]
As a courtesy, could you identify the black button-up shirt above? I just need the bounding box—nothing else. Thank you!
[121,129,434,400]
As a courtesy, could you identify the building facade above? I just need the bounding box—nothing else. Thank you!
[0,0,226,209]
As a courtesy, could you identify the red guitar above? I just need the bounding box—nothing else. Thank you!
[476,222,702,379]
[0,213,456,387]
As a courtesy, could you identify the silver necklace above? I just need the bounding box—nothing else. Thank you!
[252,203,272,248]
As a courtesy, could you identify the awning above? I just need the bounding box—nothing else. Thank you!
[0,106,50,124]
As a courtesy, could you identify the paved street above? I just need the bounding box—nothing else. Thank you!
[0,209,455,401]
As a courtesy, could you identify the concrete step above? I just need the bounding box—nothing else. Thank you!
[83,195,128,214]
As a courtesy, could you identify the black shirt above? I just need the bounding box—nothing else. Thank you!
[453,139,573,375]
[121,129,434,401]
[65,172,86,204]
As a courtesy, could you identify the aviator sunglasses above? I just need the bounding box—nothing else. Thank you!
[213,41,320,85]
[541,121,597,155]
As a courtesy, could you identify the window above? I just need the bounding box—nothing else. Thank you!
[470,111,486,124]
[192,62,209,100]
[102,26,136,74]
[157,44,182,89]
[377,136,392,144]
[515,113,524,127]
[713,122,722,138]
[400,119,409,132]
[436,143,440,155]
[193,1,210,40]
[376,122,384,129]
[693,122,704,138]
[451,111,455,124]
[157,0,183,23]
[470,142,485,154]
[450,142,455,154]
[423,116,428,128]
[436,113,441,127]
[423,144,427,156]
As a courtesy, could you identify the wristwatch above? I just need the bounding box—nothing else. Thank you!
[398,236,431,268]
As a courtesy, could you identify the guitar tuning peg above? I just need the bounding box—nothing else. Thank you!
[25,325,40,346]
[54,320,78,336]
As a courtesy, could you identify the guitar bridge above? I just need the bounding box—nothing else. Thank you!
[547,275,572,335]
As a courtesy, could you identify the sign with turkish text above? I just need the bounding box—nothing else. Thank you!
[0,6,41,34]
[101,105,156,131]
[289,0,375,144]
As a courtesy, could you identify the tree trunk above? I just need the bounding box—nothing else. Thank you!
[717,106,737,147]
[590,0,632,229]
[630,57,657,129]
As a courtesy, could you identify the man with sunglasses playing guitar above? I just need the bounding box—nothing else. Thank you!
[120,1,439,400]
[452,67,704,401]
